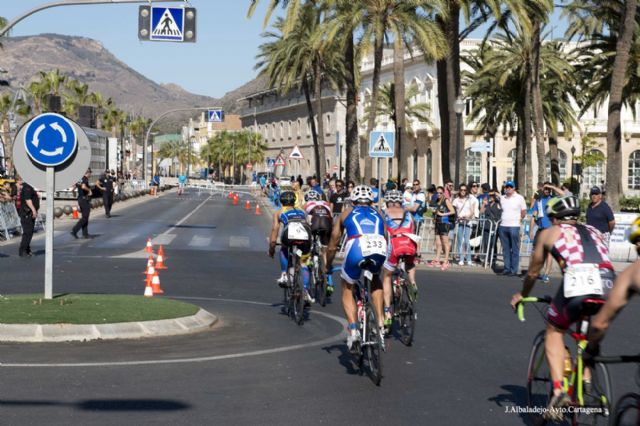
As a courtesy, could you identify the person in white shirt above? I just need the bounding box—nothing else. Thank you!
[498,180,527,276]
[452,184,479,266]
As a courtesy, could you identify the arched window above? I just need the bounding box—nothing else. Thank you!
[279,123,284,139]
[506,149,517,182]
[628,150,640,189]
[584,150,605,188]
[297,119,302,138]
[287,121,292,138]
[306,119,311,136]
[326,113,332,134]
[413,149,419,181]
[426,148,432,187]
[545,150,568,182]
[271,123,276,140]
[465,148,481,184]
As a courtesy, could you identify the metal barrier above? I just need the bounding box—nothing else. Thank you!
[0,202,22,240]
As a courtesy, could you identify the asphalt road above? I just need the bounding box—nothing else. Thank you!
[0,189,638,425]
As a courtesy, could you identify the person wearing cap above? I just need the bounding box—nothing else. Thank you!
[498,180,527,276]
[96,169,114,218]
[71,168,92,239]
[586,186,615,240]
[18,179,40,257]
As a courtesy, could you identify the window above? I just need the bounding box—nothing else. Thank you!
[279,123,284,139]
[297,119,302,138]
[426,148,432,187]
[583,150,605,188]
[628,150,640,189]
[506,149,517,182]
[465,148,481,184]
[326,114,332,134]
[306,119,311,136]
[545,150,568,182]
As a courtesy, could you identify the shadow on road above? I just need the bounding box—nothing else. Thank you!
[322,344,361,377]
[0,399,191,412]
[488,384,532,425]
[169,225,217,230]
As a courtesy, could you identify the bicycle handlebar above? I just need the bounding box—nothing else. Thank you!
[515,295,552,322]
[593,354,640,364]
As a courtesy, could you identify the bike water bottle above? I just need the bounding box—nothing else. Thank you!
[563,345,572,377]
[357,300,364,321]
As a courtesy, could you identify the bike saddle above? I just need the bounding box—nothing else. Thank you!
[580,298,606,317]
[358,258,377,271]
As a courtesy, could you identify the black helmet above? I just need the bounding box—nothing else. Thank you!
[545,195,580,220]
[280,191,296,207]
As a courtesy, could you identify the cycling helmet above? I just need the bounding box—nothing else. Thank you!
[351,185,374,204]
[384,190,403,204]
[628,216,640,245]
[545,195,580,220]
[304,190,321,202]
[280,191,296,207]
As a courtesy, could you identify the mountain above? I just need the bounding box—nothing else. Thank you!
[0,34,229,131]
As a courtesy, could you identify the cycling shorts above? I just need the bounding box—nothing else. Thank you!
[546,293,603,330]
[340,238,385,285]
[384,253,416,272]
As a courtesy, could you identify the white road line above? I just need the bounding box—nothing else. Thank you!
[152,234,177,246]
[188,235,212,247]
[0,297,346,368]
[106,233,137,245]
[229,236,250,248]
[160,195,212,236]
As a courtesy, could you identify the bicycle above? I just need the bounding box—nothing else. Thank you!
[352,258,384,386]
[516,296,612,425]
[594,354,640,425]
[276,243,305,326]
[391,255,417,346]
[309,233,327,307]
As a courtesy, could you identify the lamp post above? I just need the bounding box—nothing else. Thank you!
[570,145,576,193]
[453,96,465,187]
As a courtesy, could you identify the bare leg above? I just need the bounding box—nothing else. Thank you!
[382,268,393,316]
[341,279,356,325]
[434,235,442,262]
[545,324,566,396]
[443,236,451,263]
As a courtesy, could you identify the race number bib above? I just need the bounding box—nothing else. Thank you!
[563,264,603,298]
[360,234,387,257]
[287,222,309,240]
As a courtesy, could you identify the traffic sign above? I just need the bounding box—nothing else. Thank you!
[150,7,185,41]
[24,113,77,167]
[470,140,492,153]
[289,145,304,160]
[266,158,276,168]
[369,131,395,158]
[208,109,224,123]
[274,156,286,167]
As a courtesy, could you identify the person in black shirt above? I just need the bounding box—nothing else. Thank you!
[96,169,114,218]
[586,186,615,237]
[329,179,347,215]
[18,180,40,257]
[71,169,92,239]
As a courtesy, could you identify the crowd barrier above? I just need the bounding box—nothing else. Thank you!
[0,202,22,240]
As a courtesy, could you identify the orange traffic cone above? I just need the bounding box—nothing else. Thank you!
[255,204,261,215]
[245,200,251,210]
[151,271,164,294]
[145,238,153,253]
[144,262,155,284]
[227,191,234,199]
[144,280,153,297]
[72,207,79,219]
[232,195,239,206]
[156,253,167,270]
[146,256,154,269]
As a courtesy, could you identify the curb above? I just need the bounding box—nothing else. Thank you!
[0,308,217,343]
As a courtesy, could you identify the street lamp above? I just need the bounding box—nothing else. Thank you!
[570,145,576,194]
[453,96,465,187]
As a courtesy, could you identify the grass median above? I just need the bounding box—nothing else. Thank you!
[0,294,200,324]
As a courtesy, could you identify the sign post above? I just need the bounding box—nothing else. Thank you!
[369,131,395,208]
[14,113,89,299]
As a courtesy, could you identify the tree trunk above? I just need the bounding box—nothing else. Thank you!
[345,32,360,182]
[523,81,533,197]
[365,29,384,182]
[313,62,327,180]
[515,109,526,191]
[303,75,319,180]
[436,57,450,182]
[393,35,407,182]
[606,0,637,210]
[531,20,546,185]
[549,122,560,185]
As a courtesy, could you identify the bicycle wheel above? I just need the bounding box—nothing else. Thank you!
[612,393,640,426]
[291,264,305,326]
[363,303,383,386]
[574,362,612,426]
[315,255,327,307]
[527,331,552,422]
[396,284,416,346]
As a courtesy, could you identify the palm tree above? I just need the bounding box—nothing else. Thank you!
[128,116,150,177]
[39,69,66,96]
[0,93,29,174]
[27,80,48,115]
[364,81,433,136]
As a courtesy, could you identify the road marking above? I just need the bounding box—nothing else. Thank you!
[152,234,177,246]
[106,233,137,246]
[229,236,250,248]
[188,235,211,247]
[0,297,347,368]
[160,195,212,236]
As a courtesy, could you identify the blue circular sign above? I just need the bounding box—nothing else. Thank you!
[24,113,78,167]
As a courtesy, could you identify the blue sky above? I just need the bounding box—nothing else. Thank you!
[2,2,568,99]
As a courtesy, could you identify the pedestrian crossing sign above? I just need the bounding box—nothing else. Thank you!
[369,131,395,158]
[150,7,184,41]
[274,156,286,167]
[208,109,224,123]
[289,145,304,160]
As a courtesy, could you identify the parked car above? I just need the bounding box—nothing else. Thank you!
[277,176,292,187]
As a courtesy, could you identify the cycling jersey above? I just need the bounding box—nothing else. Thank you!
[546,223,615,330]
[304,200,333,245]
[341,205,386,284]
[383,210,417,271]
[279,207,311,253]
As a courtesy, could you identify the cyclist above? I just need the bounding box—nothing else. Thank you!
[586,216,640,358]
[268,191,314,302]
[510,195,615,420]
[326,185,387,353]
[381,190,419,334]
[303,190,334,296]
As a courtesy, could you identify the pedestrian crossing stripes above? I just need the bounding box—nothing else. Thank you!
[152,234,177,246]
[188,235,212,247]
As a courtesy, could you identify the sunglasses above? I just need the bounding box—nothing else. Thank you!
[460,189,467,192]
[506,186,514,189]
[472,184,478,187]
[386,202,402,207]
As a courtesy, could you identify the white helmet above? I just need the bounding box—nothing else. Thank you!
[351,185,374,204]
[384,190,403,204]
[304,190,321,202]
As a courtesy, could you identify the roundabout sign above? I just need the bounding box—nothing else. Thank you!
[24,113,78,167]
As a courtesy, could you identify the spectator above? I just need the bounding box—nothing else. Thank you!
[476,183,491,207]
[444,180,454,199]
[560,183,573,196]
[309,177,325,200]
[329,179,348,215]
[452,183,478,266]
[469,181,480,199]
[296,175,303,188]
[402,182,413,205]
[529,182,554,281]
[586,186,615,240]
[406,180,427,234]
[498,180,527,276]
[426,184,438,206]
[480,189,502,267]
[291,180,305,209]
[431,186,455,270]
[529,182,544,210]
[369,177,380,203]
[328,178,336,198]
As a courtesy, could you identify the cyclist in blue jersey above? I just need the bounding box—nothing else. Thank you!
[268,191,314,302]
[369,178,380,204]
[326,185,387,352]
[529,183,556,282]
